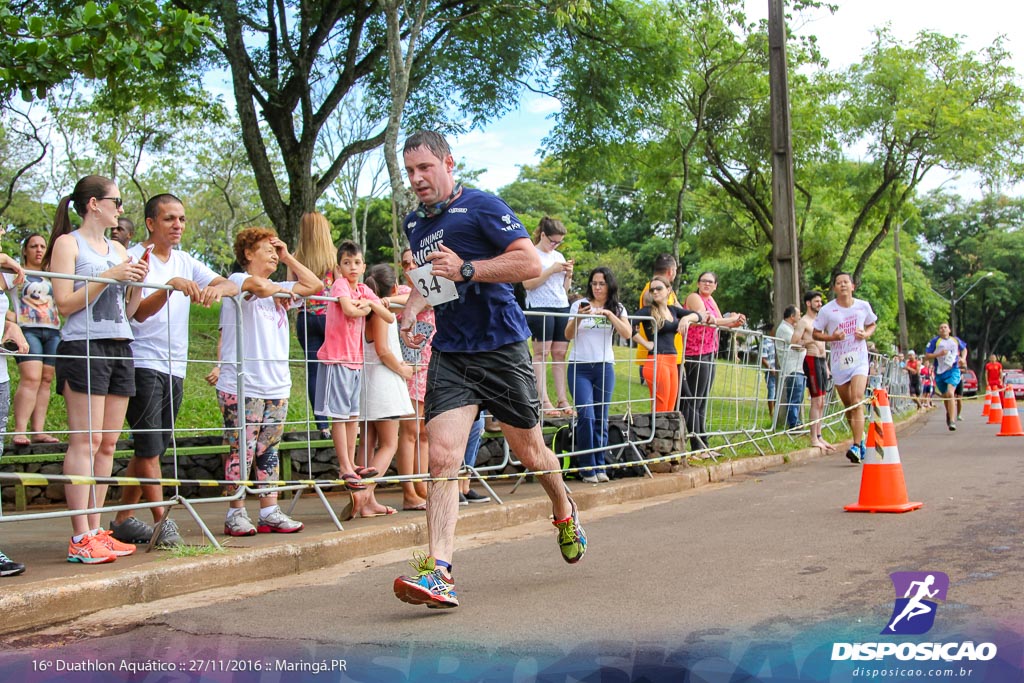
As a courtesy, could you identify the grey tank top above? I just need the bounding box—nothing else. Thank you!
[60,231,134,341]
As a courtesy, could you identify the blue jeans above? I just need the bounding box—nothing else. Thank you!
[464,414,485,467]
[296,311,328,431]
[567,362,615,477]
[780,373,806,428]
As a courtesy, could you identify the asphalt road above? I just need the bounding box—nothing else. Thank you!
[3,409,1022,682]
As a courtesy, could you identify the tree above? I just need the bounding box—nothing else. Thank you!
[918,192,1023,367]
[542,0,833,297]
[181,0,574,247]
[45,86,223,205]
[0,1,210,102]
[832,29,1024,283]
[0,101,48,232]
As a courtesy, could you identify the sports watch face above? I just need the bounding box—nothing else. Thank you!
[460,261,475,281]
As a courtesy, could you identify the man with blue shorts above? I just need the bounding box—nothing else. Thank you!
[394,131,586,610]
[925,322,967,432]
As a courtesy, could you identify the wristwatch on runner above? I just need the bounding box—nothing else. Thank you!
[459,261,475,282]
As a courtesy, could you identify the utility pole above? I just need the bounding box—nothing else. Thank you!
[768,0,800,324]
[894,220,909,352]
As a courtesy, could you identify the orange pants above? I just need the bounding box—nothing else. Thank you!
[642,354,679,412]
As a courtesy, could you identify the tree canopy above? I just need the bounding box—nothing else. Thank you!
[0,1,210,102]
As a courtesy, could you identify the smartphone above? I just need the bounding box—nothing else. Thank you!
[577,299,591,313]
[141,245,154,263]
[0,339,19,353]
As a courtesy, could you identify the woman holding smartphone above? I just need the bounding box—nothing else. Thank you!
[44,174,149,564]
[564,267,631,483]
[523,216,574,417]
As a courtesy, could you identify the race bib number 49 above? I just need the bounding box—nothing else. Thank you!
[408,263,458,306]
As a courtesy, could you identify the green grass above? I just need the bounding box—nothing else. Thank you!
[162,542,227,559]
[4,303,324,439]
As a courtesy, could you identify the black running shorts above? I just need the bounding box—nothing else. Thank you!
[425,341,540,429]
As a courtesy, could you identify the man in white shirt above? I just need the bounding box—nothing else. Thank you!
[109,194,237,547]
[775,305,805,430]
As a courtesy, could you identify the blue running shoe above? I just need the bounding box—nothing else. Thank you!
[845,444,862,464]
[553,495,587,564]
[393,552,459,609]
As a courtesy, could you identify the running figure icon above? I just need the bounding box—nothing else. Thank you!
[887,574,939,632]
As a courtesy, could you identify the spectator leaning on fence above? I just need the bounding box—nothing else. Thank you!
[109,193,238,548]
[314,240,394,493]
[346,263,413,519]
[565,266,632,483]
[289,212,337,440]
[636,254,681,383]
[44,175,149,564]
[682,271,746,455]
[812,272,877,464]
[632,275,704,413]
[216,227,322,537]
[0,246,28,576]
[10,233,61,447]
[775,304,806,431]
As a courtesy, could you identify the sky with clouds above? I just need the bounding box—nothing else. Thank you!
[457,0,1022,194]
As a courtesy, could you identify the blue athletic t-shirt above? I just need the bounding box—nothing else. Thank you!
[403,187,531,353]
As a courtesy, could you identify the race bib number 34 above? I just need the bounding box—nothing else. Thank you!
[408,263,459,306]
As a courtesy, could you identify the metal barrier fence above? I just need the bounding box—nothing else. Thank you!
[1,273,918,546]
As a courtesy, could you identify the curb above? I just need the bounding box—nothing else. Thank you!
[0,411,927,636]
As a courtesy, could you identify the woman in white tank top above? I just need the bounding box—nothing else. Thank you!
[522,216,574,417]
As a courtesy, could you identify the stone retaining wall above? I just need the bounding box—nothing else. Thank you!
[1,413,688,508]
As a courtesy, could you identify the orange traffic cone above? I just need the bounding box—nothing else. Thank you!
[845,389,923,514]
[987,388,1004,425]
[981,387,993,417]
[997,387,1024,437]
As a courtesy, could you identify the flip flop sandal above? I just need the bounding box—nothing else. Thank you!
[338,493,355,521]
[354,506,398,518]
[354,465,379,478]
[341,472,367,491]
